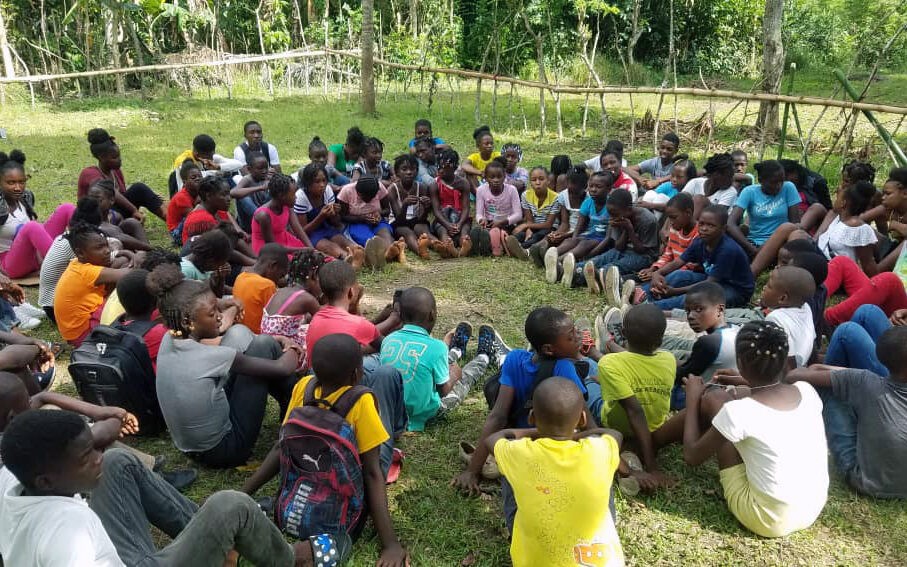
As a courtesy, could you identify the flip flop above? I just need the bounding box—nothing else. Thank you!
[386,447,404,484]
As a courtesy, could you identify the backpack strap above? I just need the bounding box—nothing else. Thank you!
[302,378,371,419]
[111,314,156,338]
[275,289,309,315]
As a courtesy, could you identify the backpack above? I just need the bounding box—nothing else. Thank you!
[240,141,271,168]
[483,357,590,427]
[68,319,166,436]
[275,379,369,540]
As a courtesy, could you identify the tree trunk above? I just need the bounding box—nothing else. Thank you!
[627,0,643,67]
[361,0,377,114]
[0,5,15,78]
[757,0,785,136]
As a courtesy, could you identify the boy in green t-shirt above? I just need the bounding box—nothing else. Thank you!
[594,304,675,491]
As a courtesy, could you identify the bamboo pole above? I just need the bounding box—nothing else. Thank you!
[833,69,907,166]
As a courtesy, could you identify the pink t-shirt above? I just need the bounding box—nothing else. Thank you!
[305,305,381,364]
[476,183,522,225]
[337,183,389,217]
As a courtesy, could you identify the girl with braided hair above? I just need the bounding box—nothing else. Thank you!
[682,152,739,218]
[250,173,312,255]
[150,263,302,469]
[681,320,829,538]
[501,143,529,193]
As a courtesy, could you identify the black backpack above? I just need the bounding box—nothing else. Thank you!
[69,319,166,436]
[240,141,271,168]
[483,357,589,427]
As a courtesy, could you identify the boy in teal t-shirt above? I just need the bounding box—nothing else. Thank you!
[380,287,504,431]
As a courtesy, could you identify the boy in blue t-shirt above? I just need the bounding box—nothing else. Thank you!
[380,287,508,431]
[407,119,448,153]
[452,307,595,504]
[647,204,754,309]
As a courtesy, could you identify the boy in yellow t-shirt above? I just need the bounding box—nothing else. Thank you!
[490,377,625,567]
[241,334,408,567]
[594,304,676,492]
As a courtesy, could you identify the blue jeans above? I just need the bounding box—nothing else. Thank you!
[644,271,749,310]
[0,297,17,332]
[574,249,652,287]
[825,304,890,377]
[361,354,407,475]
[815,386,859,483]
[235,196,258,232]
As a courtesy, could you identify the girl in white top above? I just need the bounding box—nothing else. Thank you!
[682,320,829,538]
[815,180,878,272]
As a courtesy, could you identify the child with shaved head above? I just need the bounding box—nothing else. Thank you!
[488,378,624,567]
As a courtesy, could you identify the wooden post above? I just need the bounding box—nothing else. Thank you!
[777,63,797,159]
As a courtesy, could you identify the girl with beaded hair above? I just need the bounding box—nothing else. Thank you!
[501,143,528,193]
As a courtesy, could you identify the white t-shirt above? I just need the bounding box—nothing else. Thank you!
[683,177,738,208]
[233,143,280,167]
[0,467,125,566]
[816,216,878,262]
[766,304,816,367]
[556,190,582,232]
[640,191,670,221]
[0,203,30,253]
[712,381,829,515]
[293,186,337,218]
[583,155,628,172]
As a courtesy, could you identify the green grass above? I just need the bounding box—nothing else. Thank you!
[3,89,907,566]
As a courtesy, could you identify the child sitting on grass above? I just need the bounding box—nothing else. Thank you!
[504,166,561,258]
[598,148,638,200]
[387,154,436,258]
[760,266,817,368]
[544,170,612,267]
[53,223,131,346]
[86,180,151,251]
[182,177,249,247]
[549,154,572,191]
[639,158,697,219]
[351,137,393,187]
[863,167,907,271]
[230,151,272,231]
[537,167,589,265]
[589,304,675,490]
[646,205,754,309]
[232,243,288,334]
[452,307,591,521]
[241,334,408,566]
[167,161,202,245]
[681,321,829,538]
[429,149,473,258]
[731,149,754,191]
[683,153,739,216]
[413,136,439,184]
[150,264,301,469]
[787,313,907,499]
[408,118,447,153]
[490,378,625,567]
[294,162,363,266]
[461,125,501,194]
[233,119,281,174]
[338,175,406,269]
[628,132,681,191]
[638,192,698,286]
[251,173,313,255]
[501,143,529,193]
[327,127,365,186]
[470,159,522,257]
[181,229,234,297]
[0,409,306,565]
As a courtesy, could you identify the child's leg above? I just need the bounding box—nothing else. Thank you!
[555,237,579,255]
[813,385,859,481]
[1,221,54,277]
[521,228,550,248]
[749,222,799,277]
[439,353,489,413]
[119,218,150,243]
[347,222,375,246]
[825,255,870,296]
[824,272,907,326]
[42,203,76,237]
[645,271,707,309]
[609,250,654,276]
[488,227,505,256]
[124,182,167,220]
[570,238,601,261]
[824,319,889,376]
[376,224,395,245]
[361,355,407,476]
[879,240,905,272]
[394,225,420,253]
[799,203,828,232]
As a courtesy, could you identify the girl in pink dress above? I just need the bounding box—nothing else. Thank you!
[251,174,313,254]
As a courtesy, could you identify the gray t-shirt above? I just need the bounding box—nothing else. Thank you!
[156,332,243,452]
[831,369,907,498]
[638,156,674,179]
[606,207,659,259]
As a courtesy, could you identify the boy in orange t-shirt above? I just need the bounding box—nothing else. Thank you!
[232,243,287,334]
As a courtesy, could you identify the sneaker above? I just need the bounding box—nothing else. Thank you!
[34,365,55,391]
[15,302,45,319]
[529,240,548,268]
[544,247,559,283]
[16,316,41,331]
[621,451,644,472]
[458,441,501,479]
[504,235,529,260]
[477,325,511,367]
[582,262,600,294]
[594,307,623,352]
[450,321,472,354]
[561,253,576,288]
[160,468,198,491]
[575,317,595,356]
[620,279,636,307]
[603,265,621,307]
[618,475,641,497]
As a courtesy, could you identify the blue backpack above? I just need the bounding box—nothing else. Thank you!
[275,379,369,539]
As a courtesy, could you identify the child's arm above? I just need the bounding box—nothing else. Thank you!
[572,214,589,239]
[31,391,133,427]
[231,347,301,379]
[253,209,275,243]
[337,199,371,224]
[286,208,314,248]
[452,385,514,495]
[241,442,281,495]
[855,243,879,277]
[387,184,407,223]
[428,182,453,231]
[460,158,483,176]
[861,204,888,232]
[456,181,472,228]
[484,427,539,452]
[681,375,728,466]
[784,365,834,388]
[93,266,132,286]
[617,395,659,473]
[112,191,140,220]
[361,447,408,566]
[726,207,757,256]
[505,188,523,226]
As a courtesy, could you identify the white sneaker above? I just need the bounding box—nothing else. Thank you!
[544,247,559,284]
[15,302,46,319]
[561,253,576,288]
[16,316,41,331]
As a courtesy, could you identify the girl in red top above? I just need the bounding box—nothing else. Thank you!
[251,174,313,254]
[429,149,472,258]
[77,128,166,222]
[166,161,202,245]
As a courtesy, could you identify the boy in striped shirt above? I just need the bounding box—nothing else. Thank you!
[637,192,699,289]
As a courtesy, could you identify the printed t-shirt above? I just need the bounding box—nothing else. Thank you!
[54,259,106,342]
[521,188,561,224]
[232,271,278,334]
[166,188,196,231]
[494,435,624,567]
[337,183,388,217]
[579,196,609,238]
[598,351,675,435]
[681,235,755,300]
[182,208,230,244]
[475,183,522,225]
[329,143,357,174]
[380,324,449,431]
[499,350,586,428]
[0,468,125,567]
[830,369,907,498]
[734,182,801,245]
[466,151,501,174]
[683,177,738,208]
[306,305,381,366]
[284,375,389,454]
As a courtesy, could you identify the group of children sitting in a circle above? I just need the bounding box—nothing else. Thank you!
[0,116,904,567]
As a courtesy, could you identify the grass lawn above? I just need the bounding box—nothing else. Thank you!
[1,88,906,566]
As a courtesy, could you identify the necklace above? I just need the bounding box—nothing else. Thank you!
[748,381,782,391]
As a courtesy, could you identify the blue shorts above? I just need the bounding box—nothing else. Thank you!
[309,225,344,245]
[348,221,394,246]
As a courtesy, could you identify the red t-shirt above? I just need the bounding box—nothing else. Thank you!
[78,166,127,198]
[119,319,168,372]
[167,188,196,231]
[305,305,381,365]
[182,208,229,244]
